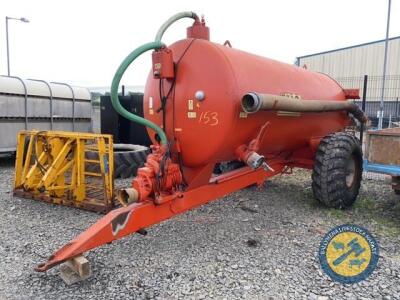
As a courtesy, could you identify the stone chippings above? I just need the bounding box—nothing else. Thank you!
[0,156,399,299]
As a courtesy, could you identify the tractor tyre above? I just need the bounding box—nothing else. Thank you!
[312,132,363,209]
[113,144,150,179]
[86,144,150,179]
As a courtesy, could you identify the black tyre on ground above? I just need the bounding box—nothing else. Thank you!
[86,144,150,179]
[113,144,150,178]
[312,132,363,208]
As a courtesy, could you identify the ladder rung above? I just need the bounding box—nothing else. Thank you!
[85,159,100,164]
[46,185,72,191]
[84,149,110,153]
[86,184,103,189]
[85,172,102,177]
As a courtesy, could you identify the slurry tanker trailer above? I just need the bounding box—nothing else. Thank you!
[12,12,366,280]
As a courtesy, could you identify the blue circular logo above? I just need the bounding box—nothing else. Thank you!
[319,224,379,284]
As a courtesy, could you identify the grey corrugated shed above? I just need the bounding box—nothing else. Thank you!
[296,36,400,77]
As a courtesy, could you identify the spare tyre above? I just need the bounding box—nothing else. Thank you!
[86,144,150,179]
[113,144,150,178]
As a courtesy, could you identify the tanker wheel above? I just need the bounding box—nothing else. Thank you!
[86,144,150,179]
[312,132,363,209]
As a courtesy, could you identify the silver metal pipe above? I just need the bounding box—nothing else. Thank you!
[117,188,139,205]
[1,75,28,129]
[378,0,392,129]
[28,79,53,129]
[51,81,76,131]
[6,17,10,76]
[242,92,368,123]
[5,16,29,76]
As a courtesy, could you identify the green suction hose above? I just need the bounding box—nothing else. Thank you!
[110,11,199,146]
[110,41,167,145]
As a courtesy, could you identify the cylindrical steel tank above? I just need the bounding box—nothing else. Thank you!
[144,38,349,168]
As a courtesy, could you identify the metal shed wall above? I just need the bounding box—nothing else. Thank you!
[297,37,400,78]
[0,76,92,152]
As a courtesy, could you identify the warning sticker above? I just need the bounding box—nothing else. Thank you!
[188,99,194,111]
[239,112,248,118]
[188,112,197,118]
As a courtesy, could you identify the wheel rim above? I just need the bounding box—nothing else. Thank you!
[346,155,356,188]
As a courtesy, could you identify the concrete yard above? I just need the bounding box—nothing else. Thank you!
[1,156,400,299]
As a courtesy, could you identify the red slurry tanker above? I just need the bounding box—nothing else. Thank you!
[34,11,366,277]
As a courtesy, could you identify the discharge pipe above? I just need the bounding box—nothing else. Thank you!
[110,11,199,146]
[242,92,368,123]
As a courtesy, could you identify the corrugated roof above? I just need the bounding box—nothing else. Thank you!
[297,36,400,60]
[0,76,91,100]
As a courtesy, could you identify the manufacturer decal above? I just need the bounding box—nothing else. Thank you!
[277,93,302,116]
[111,211,132,236]
[280,92,302,99]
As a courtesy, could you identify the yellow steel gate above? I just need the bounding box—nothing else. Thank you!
[13,130,114,213]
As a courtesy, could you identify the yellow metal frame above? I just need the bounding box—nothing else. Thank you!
[14,130,114,213]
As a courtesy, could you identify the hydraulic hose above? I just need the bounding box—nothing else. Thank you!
[111,11,199,146]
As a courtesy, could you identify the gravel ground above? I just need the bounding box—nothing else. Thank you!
[1,155,400,300]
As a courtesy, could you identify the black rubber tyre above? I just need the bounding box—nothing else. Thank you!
[113,144,150,178]
[312,132,363,209]
[86,144,150,179]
